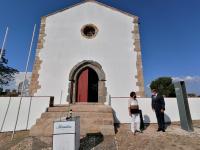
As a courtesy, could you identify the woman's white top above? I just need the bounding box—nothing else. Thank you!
[128,98,138,107]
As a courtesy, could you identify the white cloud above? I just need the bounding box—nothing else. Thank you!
[172,76,200,82]
[172,76,200,95]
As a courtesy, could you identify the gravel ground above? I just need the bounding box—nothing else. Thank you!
[115,121,200,150]
[0,121,200,150]
[0,131,51,150]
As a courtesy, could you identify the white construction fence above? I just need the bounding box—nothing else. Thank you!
[0,96,199,132]
[0,96,52,132]
[111,97,200,123]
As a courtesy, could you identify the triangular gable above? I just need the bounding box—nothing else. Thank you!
[43,0,138,18]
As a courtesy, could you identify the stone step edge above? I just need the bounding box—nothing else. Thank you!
[48,106,112,109]
[53,103,106,107]
[46,109,113,113]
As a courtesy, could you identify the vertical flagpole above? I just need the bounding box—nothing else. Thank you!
[0,27,9,60]
[11,24,36,140]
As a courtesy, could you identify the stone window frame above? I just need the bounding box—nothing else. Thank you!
[81,24,99,39]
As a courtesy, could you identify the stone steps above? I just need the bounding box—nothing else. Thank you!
[47,104,113,113]
[30,103,115,137]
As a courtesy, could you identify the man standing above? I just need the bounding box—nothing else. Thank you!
[151,89,165,132]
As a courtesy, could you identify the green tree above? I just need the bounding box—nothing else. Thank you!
[187,93,196,97]
[0,49,18,87]
[150,77,176,97]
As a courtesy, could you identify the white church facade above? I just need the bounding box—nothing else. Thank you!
[29,0,145,104]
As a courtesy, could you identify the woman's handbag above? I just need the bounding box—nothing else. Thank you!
[130,105,139,114]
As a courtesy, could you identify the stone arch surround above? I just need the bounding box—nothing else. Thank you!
[67,60,107,103]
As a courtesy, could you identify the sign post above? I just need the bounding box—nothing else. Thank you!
[53,116,80,150]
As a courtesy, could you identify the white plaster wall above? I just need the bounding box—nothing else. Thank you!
[0,97,50,132]
[36,2,138,104]
[111,98,200,123]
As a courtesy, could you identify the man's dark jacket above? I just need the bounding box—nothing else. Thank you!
[151,94,165,111]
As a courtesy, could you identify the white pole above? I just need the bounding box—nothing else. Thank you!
[59,90,63,120]
[60,90,63,105]
[21,24,36,96]
[11,24,36,140]
[0,27,9,60]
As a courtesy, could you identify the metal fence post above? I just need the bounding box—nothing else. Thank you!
[49,97,54,107]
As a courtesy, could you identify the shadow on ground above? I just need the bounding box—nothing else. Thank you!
[80,132,104,150]
[143,115,150,130]
[165,113,171,130]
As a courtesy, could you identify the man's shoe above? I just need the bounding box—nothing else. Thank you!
[157,129,162,132]
[162,129,165,132]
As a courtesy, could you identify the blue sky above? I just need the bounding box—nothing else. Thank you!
[0,0,200,95]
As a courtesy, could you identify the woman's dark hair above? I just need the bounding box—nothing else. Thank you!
[130,91,136,99]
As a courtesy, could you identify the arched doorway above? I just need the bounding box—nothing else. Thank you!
[67,60,107,104]
[77,67,98,102]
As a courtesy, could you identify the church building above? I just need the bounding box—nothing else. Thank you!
[29,0,145,104]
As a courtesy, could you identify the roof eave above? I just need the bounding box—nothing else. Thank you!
[42,0,138,19]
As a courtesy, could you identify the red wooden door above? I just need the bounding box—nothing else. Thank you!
[77,69,88,102]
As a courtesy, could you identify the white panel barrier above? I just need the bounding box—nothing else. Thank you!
[2,97,21,131]
[111,98,200,123]
[0,96,199,132]
[0,97,12,131]
[0,96,51,132]
[27,98,51,129]
[16,97,30,130]
[188,98,200,120]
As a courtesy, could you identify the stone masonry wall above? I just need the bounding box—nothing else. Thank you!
[29,17,46,96]
[133,16,145,97]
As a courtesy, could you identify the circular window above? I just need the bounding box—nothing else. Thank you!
[81,24,98,39]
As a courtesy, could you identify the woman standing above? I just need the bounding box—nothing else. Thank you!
[128,91,142,135]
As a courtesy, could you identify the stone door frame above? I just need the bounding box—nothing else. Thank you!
[67,60,107,104]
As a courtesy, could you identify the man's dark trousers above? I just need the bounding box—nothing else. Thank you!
[155,109,165,130]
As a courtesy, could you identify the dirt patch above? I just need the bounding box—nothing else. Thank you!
[0,131,51,150]
[0,131,29,150]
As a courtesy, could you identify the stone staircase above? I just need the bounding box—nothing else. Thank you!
[30,103,115,137]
